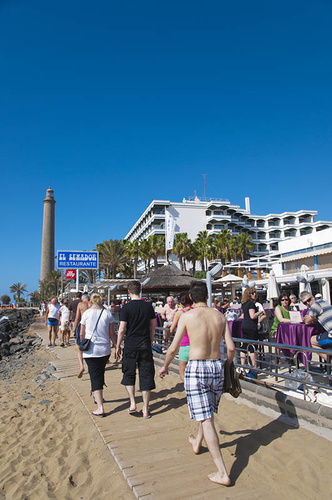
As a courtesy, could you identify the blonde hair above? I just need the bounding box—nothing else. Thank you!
[241,287,257,304]
[91,293,102,305]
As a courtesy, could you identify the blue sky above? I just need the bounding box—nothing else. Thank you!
[1,0,331,298]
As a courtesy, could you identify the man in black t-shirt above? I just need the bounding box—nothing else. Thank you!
[116,281,156,418]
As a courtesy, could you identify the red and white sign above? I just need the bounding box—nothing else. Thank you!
[66,270,76,280]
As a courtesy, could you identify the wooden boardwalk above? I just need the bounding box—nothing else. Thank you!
[33,318,332,500]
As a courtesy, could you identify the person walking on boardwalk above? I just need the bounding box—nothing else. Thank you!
[158,281,235,486]
[116,281,156,418]
[45,298,60,347]
[73,293,91,378]
[80,293,117,417]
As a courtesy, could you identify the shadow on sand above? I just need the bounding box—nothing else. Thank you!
[220,392,299,484]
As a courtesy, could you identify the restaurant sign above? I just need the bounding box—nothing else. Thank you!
[57,251,99,269]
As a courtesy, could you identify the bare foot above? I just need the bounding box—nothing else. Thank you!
[208,472,231,486]
[189,434,201,454]
[77,367,85,378]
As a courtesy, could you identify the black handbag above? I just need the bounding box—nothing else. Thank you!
[223,360,242,398]
[79,308,104,352]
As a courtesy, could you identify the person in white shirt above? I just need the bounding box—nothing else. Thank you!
[45,298,60,347]
[59,299,71,347]
[80,293,118,417]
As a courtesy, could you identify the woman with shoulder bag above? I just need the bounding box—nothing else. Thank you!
[80,293,118,417]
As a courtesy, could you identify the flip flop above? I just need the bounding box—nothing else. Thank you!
[128,409,138,414]
[92,411,105,418]
[143,413,151,419]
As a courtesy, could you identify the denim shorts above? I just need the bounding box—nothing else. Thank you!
[47,318,59,327]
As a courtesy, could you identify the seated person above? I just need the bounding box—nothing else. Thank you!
[301,292,332,361]
[255,300,267,330]
[220,297,230,314]
[270,293,291,337]
[289,294,300,311]
[161,296,177,327]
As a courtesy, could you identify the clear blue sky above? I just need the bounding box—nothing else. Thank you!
[1,0,331,298]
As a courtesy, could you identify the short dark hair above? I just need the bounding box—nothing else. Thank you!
[189,281,207,303]
[128,281,141,295]
[75,292,82,299]
[179,291,193,307]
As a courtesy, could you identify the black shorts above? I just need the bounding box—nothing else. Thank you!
[85,355,109,392]
[121,349,156,391]
[241,328,258,353]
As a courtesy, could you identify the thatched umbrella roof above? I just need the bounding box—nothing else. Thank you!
[141,265,197,294]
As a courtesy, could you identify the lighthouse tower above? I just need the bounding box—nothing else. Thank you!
[40,187,56,285]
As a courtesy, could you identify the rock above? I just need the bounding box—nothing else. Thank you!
[22,392,34,400]
[0,332,10,343]
[38,399,52,405]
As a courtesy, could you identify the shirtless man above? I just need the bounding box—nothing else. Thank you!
[73,293,91,378]
[158,281,235,487]
[161,296,177,327]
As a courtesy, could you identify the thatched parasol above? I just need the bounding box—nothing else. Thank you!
[141,265,197,294]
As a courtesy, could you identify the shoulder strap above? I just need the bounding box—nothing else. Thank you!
[88,308,105,341]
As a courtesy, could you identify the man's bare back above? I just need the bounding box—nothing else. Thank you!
[176,305,227,360]
[74,300,90,331]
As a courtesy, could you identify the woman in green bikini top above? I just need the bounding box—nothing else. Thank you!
[270,293,291,337]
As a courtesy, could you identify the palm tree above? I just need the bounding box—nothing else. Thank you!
[81,269,99,285]
[124,239,140,279]
[186,241,199,275]
[96,239,125,278]
[173,233,191,271]
[139,239,152,274]
[234,233,255,261]
[28,291,41,303]
[195,231,213,272]
[212,229,232,264]
[10,282,28,302]
[148,234,165,270]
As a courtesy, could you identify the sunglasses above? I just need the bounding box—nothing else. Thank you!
[281,298,289,301]
[302,297,313,306]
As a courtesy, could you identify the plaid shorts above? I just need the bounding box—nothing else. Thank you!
[184,359,224,421]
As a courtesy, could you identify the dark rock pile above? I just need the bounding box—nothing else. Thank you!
[0,309,39,362]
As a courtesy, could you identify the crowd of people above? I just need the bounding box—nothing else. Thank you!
[39,282,332,487]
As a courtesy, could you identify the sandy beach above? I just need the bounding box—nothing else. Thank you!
[1,319,332,499]
[0,336,132,500]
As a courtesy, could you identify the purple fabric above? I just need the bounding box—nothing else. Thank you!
[155,313,163,328]
[276,322,325,365]
[300,309,310,318]
[228,319,243,339]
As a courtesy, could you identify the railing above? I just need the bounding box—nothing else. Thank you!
[151,328,332,401]
[114,320,332,402]
[231,338,332,399]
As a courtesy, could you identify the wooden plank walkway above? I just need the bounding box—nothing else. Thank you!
[32,318,332,500]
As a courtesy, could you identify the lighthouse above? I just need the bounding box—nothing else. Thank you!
[40,187,56,285]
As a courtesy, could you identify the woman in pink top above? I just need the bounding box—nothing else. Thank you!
[166,292,193,381]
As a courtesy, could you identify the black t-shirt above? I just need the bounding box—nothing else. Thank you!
[120,300,156,350]
[242,301,258,331]
[68,299,81,321]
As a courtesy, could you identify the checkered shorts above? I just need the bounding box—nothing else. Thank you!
[184,359,224,421]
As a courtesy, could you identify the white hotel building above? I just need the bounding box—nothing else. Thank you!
[125,196,332,259]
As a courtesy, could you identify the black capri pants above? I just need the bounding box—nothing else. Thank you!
[241,328,259,354]
[85,355,110,392]
[121,349,156,391]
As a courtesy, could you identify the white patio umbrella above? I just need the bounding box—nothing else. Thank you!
[214,274,243,298]
[267,270,280,306]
